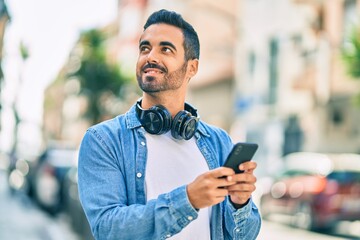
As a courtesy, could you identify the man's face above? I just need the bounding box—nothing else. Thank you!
[136,23,192,93]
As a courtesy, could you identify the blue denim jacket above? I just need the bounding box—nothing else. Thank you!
[78,104,261,240]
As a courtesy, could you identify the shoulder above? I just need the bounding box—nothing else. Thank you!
[87,115,124,136]
[197,121,233,152]
[198,121,232,142]
[87,104,141,137]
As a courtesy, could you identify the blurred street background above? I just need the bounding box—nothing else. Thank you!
[1,0,360,239]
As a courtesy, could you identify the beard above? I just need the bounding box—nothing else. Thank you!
[136,62,188,93]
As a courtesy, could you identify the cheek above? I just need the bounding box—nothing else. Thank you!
[136,58,144,73]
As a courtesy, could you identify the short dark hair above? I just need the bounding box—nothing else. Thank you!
[143,9,200,60]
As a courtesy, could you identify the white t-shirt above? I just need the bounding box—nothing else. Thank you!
[145,131,211,240]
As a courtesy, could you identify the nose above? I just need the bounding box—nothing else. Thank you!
[146,49,159,64]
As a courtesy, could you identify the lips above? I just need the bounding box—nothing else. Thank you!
[142,63,167,74]
[144,68,164,74]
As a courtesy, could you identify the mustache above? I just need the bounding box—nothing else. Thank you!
[142,63,167,73]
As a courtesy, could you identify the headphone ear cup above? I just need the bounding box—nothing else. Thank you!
[140,109,165,134]
[181,116,199,140]
[171,110,199,140]
[171,111,189,140]
[152,105,172,134]
[140,105,171,135]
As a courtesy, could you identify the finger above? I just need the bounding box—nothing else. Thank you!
[227,183,256,192]
[215,188,230,197]
[239,161,257,172]
[217,176,237,188]
[211,167,235,178]
[232,173,257,183]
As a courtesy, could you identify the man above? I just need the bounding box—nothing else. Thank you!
[78,9,261,240]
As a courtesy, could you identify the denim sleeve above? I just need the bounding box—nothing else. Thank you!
[78,129,198,240]
[223,197,261,240]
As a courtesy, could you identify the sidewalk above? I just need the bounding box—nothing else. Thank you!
[0,171,80,240]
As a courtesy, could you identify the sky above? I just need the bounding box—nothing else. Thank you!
[0,0,117,152]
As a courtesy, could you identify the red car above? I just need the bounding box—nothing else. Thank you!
[260,152,360,231]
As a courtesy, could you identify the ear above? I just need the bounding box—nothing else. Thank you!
[186,59,199,80]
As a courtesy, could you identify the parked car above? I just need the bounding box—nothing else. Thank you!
[63,165,94,240]
[32,144,78,214]
[260,152,360,231]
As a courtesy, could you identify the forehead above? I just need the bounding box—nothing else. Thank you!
[140,23,184,47]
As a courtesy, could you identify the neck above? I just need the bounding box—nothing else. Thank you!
[141,93,186,117]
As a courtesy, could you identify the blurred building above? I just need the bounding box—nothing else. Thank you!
[0,0,10,131]
[233,0,360,176]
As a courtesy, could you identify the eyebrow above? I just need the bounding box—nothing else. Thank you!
[160,41,177,51]
[139,40,150,48]
[139,40,177,51]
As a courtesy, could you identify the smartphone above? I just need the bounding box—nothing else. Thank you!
[223,142,258,174]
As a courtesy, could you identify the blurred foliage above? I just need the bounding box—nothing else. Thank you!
[67,29,129,124]
[342,26,360,105]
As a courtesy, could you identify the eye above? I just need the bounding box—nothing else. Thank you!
[162,47,173,53]
[140,46,150,53]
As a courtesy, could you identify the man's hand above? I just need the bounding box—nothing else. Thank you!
[227,161,257,205]
[186,167,236,209]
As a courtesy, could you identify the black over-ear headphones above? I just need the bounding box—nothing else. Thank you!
[135,100,199,140]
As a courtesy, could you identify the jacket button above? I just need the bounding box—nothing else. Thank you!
[141,141,146,146]
[136,173,142,178]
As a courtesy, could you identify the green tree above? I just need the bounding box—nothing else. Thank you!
[68,29,129,124]
[342,26,360,105]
